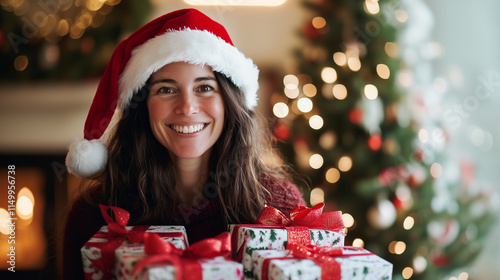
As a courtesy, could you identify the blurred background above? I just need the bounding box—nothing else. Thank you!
[0,0,499,279]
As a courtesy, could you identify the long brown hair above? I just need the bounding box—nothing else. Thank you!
[86,71,292,224]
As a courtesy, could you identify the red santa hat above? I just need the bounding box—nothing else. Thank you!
[66,8,259,178]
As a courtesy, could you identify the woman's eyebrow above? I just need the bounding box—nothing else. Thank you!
[150,78,176,86]
[195,76,217,82]
[150,76,216,86]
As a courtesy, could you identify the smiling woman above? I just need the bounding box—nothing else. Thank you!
[62,8,306,280]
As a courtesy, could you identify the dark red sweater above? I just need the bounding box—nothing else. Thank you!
[62,178,305,280]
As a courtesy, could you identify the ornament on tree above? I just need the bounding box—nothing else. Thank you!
[427,218,460,247]
[368,133,382,151]
[274,123,290,141]
[392,183,413,211]
[406,164,427,187]
[348,107,363,124]
[367,198,397,229]
[302,22,321,40]
[360,97,384,134]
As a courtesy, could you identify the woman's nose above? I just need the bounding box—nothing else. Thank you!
[174,92,199,116]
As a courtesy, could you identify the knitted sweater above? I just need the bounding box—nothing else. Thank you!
[62,178,305,279]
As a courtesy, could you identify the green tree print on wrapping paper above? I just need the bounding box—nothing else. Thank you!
[248,229,256,240]
[318,231,324,241]
[270,230,278,243]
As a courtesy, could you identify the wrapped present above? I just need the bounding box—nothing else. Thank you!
[229,203,345,279]
[252,246,393,280]
[81,205,189,280]
[130,232,243,280]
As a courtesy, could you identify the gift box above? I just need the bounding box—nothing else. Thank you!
[115,231,188,280]
[229,203,345,279]
[81,205,189,280]
[252,246,393,280]
[130,232,243,280]
[134,256,243,280]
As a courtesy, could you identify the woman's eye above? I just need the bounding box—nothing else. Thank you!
[157,87,175,94]
[198,85,214,92]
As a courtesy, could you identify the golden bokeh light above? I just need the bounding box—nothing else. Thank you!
[273,102,289,118]
[325,167,340,183]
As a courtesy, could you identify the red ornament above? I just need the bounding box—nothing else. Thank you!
[349,108,363,124]
[460,160,475,187]
[431,253,451,267]
[302,22,320,40]
[368,134,382,151]
[407,165,426,188]
[274,123,290,141]
[0,30,3,47]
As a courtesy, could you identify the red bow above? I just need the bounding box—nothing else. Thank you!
[257,203,345,232]
[262,245,372,280]
[231,203,345,261]
[97,205,149,279]
[257,203,345,248]
[132,232,232,280]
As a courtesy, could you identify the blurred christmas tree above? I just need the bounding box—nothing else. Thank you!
[0,0,151,81]
[272,0,496,279]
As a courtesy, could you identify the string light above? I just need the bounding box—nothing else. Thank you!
[376,64,391,79]
[321,67,337,83]
[310,187,325,206]
[319,131,336,150]
[325,167,340,183]
[284,87,300,99]
[342,213,355,228]
[309,115,324,130]
[338,156,352,172]
[297,97,313,113]
[398,71,414,87]
[430,163,443,178]
[385,42,399,58]
[273,102,289,118]
[14,55,28,71]
[283,74,299,89]
[394,241,406,254]
[395,9,408,23]
[309,154,324,169]
[352,238,364,248]
[403,216,415,230]
[333,52,347,66]
[347,56,361,71]
[413,256,427,274]
[402,267,414,279]
[312,16,327,29]
[333,84,348,100]
[364,84,378,100]
[303,83,317,97]
[418,129,429,143]
[364,0,380,14]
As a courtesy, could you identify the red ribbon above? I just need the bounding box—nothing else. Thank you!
[231,203,346,261]
[261,245,373,280]
[93,205,149,279]
[132,232,232,280]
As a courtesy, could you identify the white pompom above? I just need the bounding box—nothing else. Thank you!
[66,139,108,178]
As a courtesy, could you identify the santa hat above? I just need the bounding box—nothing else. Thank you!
[66,8,259,178]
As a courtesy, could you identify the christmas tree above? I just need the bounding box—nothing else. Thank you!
[0,0,151,82]
[272,0,495,279]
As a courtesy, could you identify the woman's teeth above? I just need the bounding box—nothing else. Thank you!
[171,124,205,134]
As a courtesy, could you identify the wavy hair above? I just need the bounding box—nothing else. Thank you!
[85,71,292,224]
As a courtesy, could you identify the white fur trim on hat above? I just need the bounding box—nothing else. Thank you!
[66,139,108,178]
[118,28,259,110]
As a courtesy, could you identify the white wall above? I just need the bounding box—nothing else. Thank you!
[423,0,500,279]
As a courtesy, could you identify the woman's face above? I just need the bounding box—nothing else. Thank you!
[147,62,225,160]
